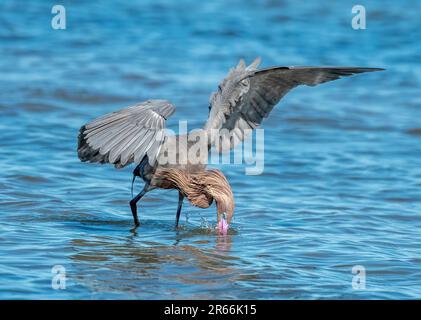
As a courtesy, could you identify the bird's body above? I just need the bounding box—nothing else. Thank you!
[77,57,383,232]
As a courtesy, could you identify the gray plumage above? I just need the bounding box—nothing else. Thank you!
[204,57,383,149]
[78,99,175,168]
[77,57,383,228]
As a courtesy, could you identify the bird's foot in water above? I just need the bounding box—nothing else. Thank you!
[130,222,140,233]
[175,224,184,231]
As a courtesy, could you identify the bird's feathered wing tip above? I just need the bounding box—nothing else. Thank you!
[78,124,110,164]
[77,99,175,169]
[246,56,261,70]
[205,60,384,151]
[235,57,261,71]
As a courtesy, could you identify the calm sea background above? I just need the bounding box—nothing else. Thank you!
[0,0,420,299]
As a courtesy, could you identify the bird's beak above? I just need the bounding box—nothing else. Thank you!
[217,212,229,235]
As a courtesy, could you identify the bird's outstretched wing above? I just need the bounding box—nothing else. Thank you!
[78,99,175,168]
[205,57,384,150]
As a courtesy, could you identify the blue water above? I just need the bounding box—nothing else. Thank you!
[1,0,420,299]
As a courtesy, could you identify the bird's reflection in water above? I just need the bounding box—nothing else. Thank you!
[215,234,232,254]
[68,224,241,298]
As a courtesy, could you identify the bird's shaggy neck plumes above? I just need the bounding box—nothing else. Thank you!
[154,168,234,223]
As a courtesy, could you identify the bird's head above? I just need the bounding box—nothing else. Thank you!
[201,169,235,235]
[156,168,234,234]
[216,204,234,235]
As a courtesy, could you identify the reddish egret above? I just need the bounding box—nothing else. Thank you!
[77,57,383,233]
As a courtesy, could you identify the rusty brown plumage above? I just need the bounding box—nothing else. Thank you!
[154,168,234,224]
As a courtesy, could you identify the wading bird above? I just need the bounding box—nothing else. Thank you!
[77,57,383,233]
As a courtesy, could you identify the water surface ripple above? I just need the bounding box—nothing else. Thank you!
[0,0,420,299]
